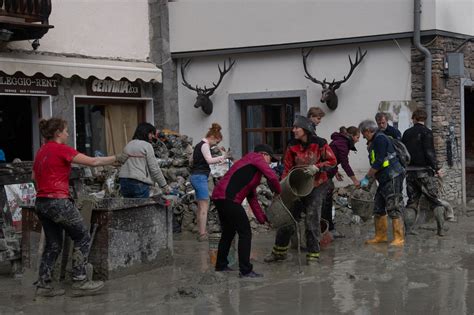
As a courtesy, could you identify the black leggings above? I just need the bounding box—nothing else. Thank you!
[214,199,253,274]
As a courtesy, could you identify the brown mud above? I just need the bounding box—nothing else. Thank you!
[1,215,473,314]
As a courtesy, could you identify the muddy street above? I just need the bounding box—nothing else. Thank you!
[1,214,474,314]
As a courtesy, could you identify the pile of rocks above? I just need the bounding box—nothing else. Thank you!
[72,131,280,235]
[150,131,270,234]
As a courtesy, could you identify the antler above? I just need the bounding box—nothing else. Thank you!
[180,59,201,92]
[302,48,328,88]
[204,58,236,96]
[331,47,367,89]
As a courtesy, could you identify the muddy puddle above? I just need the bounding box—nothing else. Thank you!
[1,215,474,314]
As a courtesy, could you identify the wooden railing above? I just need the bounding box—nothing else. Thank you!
[0,0,52,23]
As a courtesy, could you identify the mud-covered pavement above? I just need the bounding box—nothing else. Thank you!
[1,214,474,314]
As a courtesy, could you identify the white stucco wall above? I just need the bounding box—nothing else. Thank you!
[169,0,473,53]
[9,0,150,60]
[178,40,412,177]
[436,0,474,35]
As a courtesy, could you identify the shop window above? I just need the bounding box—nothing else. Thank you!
[241,98,300,156]
[75,99,145,156]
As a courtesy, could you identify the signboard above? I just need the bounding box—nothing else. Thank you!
[0,72,58,95]
[86,78,141,97]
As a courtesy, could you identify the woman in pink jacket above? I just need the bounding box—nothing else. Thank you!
[211,144,281,278]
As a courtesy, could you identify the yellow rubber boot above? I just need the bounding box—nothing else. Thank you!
[365,215,388,244]
[389,217,405,246]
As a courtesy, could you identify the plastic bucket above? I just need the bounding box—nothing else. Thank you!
[290,218,333,248]
[319,219,332,247]
[208,233,237,267]
[266,196,295,229]
[280,168,314,206]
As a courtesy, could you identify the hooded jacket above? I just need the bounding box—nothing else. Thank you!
[328,132,356,178]
[282,135,337,187]
[211,152,281,223]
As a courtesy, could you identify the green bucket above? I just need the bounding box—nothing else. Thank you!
[266,167,314,229]
[266,196,294,229]
[280,167,314,206]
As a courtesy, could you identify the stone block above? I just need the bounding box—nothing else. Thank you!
[88,198,173,280]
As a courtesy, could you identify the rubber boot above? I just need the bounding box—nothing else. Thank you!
[404,207,418,235]
[433,206,446,237]
[264,244,289,263]
[389,218,405,246]
[71,280,104,297]
[306,252,320,265]
[365,215,388,244]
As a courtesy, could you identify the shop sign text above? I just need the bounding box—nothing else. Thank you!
[87,79,141,97]
[0,72,58,95]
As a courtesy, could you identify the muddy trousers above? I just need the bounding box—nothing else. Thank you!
[321,179,335,231]
[214,200,253,274]
[406,171,443,210]
[35,198,91,287]
[273,183,328,255]
[374,174,405,219]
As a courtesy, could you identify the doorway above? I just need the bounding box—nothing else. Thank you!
[75,98,146,156]
[0,95,36,162]
[464,86,474,199]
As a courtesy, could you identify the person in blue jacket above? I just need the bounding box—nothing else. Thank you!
[375,112,401,140]
[359,119,405,247]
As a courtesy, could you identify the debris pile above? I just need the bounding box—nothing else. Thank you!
[151,132,275,234]
[65,131,281,235]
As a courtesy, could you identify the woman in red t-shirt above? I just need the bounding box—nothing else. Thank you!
[32,117,127,298]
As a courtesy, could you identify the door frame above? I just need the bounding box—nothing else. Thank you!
[73,95,154,149]
[461,78,473,207]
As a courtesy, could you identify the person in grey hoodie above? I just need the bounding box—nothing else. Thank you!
[119,123,170,198]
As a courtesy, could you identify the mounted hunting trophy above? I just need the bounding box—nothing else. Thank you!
[302,47,367,110]
[181,58,236,115]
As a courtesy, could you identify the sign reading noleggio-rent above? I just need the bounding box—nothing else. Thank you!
[0,72,59,95]
[86,78,141,97]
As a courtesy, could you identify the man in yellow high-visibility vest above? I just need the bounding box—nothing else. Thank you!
[359,119,406,246]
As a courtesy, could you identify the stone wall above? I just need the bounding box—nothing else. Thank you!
[411,35,474,204]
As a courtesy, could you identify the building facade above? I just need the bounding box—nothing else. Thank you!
[167,0,474,205]
[0,0,162,160]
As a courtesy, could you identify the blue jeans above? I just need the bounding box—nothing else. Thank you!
[190,174,210,200]
[119,178,151,198]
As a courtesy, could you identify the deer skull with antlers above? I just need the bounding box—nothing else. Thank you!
[180,58,235,115]
[302,47,367,110]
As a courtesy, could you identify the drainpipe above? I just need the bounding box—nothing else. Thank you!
[414,0,432,128]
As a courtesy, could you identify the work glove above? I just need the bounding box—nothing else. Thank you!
[115,152,129,164]
[360,176,369,188]
[303,165,319,176]
[161,184,172,195]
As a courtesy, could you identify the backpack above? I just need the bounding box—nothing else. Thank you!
[376,133,411,168]
[390,137,411,168]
